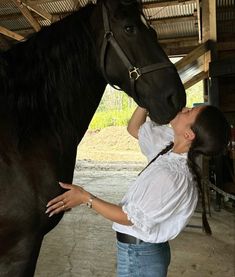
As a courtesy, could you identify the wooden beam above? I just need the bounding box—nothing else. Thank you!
[201,0,217,72]
[23,0,57,22]
[11,0,41,32]
[175,41,210,70]
[0,25,25,41]
[209,0,217,42]
[151,15,196,24]
[143,0,196,9]
[196,0,202,43]
[184,71,208,89]
[73,0,82,10]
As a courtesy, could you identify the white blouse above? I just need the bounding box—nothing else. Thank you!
[112,121,198,243]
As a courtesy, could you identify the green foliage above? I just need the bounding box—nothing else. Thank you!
[89,108,136,130]
[88,82,204,130]
[186,81,204,107]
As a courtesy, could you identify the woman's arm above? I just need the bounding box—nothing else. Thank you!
[46,182,133,226]
[127,106,148,139]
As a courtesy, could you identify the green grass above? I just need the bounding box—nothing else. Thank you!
[89,108,136,130]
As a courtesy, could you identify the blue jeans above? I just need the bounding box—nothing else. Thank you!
[117,240,170,277]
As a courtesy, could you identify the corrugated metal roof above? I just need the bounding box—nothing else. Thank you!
[0,0,234,90]
[217,0,235,7]
[217,0,235,36]
[1,16,30,30]
[38,0,75,13]
[0,0,234,51]
[144,2,196,19]
[142,0,197,39]
[153,20,197,39]
[0,1,18,16]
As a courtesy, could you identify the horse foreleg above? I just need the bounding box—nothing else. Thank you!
[0,233,43,277]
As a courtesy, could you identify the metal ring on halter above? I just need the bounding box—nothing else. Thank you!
[129,67,141,80]
[104,31,113,40]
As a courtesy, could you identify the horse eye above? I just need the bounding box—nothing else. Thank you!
[124,25,135,34]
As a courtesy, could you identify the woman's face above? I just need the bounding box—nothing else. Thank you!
[170,106,205,136]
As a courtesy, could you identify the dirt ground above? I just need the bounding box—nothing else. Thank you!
[77,126,145,162]
[35,127,235,277]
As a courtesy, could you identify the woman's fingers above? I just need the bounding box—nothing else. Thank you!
[45,183,85,217]
[59,182,73,189]
[45,201,66,217]
[46,182,73,207]
[46,194,65,207]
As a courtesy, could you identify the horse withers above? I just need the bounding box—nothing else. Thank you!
[0,0,185,276]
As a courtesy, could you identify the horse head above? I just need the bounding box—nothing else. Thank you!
[94,0,186,124]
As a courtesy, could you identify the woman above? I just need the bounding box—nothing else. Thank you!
[46,105,230,277]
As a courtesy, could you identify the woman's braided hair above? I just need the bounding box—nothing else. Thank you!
[138,142,174,176]
[187,150,211,234]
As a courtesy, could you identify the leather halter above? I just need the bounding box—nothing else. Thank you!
[100,4,175,101]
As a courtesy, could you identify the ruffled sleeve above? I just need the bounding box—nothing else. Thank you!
[122,166,198,236]
[138,122,173,161]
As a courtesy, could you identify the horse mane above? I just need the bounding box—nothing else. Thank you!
[0,3,100,144]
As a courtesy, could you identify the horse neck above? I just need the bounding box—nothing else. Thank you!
[1,5,106,143]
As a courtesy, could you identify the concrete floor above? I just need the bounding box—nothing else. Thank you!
[35,160,235,277]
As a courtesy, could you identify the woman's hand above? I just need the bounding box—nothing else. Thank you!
[46,182,133,225]
[45,182,89,217]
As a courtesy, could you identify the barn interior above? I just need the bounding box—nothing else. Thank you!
[0,1,234,276]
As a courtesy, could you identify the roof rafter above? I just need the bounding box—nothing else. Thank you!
[11,0,41,32]
[195,0,202,43]
[72,0,81,10]
[24,0,59,22]
[0,25,25,41]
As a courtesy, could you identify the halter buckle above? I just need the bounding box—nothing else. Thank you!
[129,67,141,80]
[104,31,113,40]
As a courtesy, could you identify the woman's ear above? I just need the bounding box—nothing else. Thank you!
[184,129,195,141]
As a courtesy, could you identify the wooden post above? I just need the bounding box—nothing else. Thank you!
[201,0,219,106]
[196,0,202,43]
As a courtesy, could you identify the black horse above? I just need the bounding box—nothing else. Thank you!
[0,0,185,276]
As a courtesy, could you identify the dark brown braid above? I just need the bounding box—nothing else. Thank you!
[138,142,174,176]
[187,149,212,235]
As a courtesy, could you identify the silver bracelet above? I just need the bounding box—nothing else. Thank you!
[86,194,96,209]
